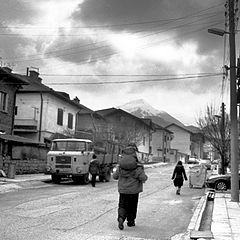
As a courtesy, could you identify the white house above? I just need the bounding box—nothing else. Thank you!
[150,122,173,162]
[14,70,89,143]
[166,123,192,162]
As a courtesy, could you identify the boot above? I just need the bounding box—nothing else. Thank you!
[118,217,124,230]
[127,221,135,227]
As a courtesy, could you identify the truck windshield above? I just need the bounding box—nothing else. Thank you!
[51,141,86,151]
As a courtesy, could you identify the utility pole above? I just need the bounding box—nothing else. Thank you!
[220,102,226,175]
[229,0,239,202]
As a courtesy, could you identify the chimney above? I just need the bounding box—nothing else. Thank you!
[73,96,80,103]
[29,70,42,83]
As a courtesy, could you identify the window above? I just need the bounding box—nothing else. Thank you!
[51,141,86,151]
[68,113,73,129]
[57,108,63,125]
[0,92,8,112]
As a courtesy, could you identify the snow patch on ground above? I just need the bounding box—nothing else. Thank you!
[0,183,22,193]
[163,199,183,205]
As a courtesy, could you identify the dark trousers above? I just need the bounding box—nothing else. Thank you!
[118,193,139,223]
[91,174,97,187]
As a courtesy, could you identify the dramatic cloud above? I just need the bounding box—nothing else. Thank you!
[0,0,231,125]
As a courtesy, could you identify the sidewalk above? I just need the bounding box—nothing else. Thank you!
[186,191,240,240]
[0,173,51,183]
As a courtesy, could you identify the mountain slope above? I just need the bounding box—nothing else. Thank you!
[119,99,185,127]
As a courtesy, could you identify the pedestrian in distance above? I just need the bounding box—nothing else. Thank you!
[171,160,188,195]
[89,154,100,187]
[113,145,148,230]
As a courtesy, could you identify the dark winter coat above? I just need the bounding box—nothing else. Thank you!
[113,164,148,194]
[89,159,100,175]
[172,164,188,187]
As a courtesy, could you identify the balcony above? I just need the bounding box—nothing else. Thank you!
[14,119,38,133]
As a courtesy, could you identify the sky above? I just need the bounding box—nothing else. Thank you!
[0,0,238,126]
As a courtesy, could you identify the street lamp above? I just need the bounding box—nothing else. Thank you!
[208,0,239,202]
[208,28,228,36]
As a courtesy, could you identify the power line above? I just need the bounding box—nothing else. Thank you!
[45,73,222,85]
[4,4,223,63]
[0,3,223,31]
[41,72,221,77]
[5,11,223,63]
[12,19,223,73]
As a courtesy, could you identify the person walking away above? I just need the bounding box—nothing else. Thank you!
[113,146,148,230]
[89,154,100,187]
[172,160,188,195]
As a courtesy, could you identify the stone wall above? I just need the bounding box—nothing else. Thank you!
[2,145,48,175]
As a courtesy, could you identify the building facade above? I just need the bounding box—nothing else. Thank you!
[96,108,153,161]
[166,123,192,162]
[0,67,28,135]
[150,122,173,162]
[14,70,89,143]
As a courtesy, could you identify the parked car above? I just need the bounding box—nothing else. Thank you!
[188,157,200,164]
[199,159,211,170]
[206,173,240,191]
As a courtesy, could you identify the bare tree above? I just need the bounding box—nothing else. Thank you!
[197,104,230,174]
[112,124,144,147]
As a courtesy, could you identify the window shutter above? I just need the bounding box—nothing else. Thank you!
[68,113,73,129]
[57,108,63,125]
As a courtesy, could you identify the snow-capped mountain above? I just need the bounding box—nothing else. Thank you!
[119,99,185,127]
[120,99,161,116]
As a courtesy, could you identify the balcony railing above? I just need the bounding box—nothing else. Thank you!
[14,119,38,132]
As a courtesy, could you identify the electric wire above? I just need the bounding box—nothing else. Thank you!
[4,5,223,63]
[44,73,222,85]
[13,18,224,73]
[4,10,223,64]
[0,2,223,31]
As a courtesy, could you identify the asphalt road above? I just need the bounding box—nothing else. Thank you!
[0,164,205,240]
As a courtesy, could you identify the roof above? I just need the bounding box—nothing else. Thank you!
[77,110,107,121]
[151,121,173,134]
[0,68,29,85]
[165,123,193,133]
[0,134,41,145]
[96,107,153,129]
[15,71,92,111]
[185,125,202,134]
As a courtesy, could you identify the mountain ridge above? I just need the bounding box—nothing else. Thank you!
[119,99,185,127]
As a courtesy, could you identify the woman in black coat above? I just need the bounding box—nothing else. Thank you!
[172,160,188,195]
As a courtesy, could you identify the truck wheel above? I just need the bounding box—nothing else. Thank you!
[215,181,227,191]
[82,173,89,184]
[52,174,61,183]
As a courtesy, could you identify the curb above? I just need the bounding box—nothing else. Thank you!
[0,174,51,184]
